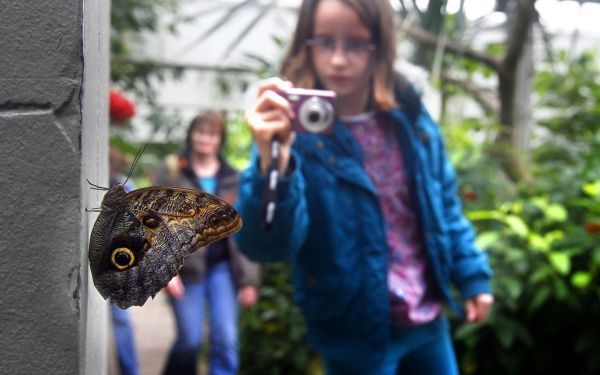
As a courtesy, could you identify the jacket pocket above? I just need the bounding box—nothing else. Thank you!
[295,273,354,322]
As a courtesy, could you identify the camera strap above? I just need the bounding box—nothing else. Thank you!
[261,137,280,231]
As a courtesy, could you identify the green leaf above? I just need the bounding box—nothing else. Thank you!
[504,215,529,237]
[528,286,551,313]
[528,233,549,252]
[475,231,500,249]
[529,266,553,284]
[545,230,565,245]
[553,278,570,300]
[467,210,504,222]
[548,252,571,275]
[583,181,600,197]
[594,248,600,265]
[546,204,568,222]
[494,317,519,348]
[529,230,566,253]
[571,272,591,289]
[502,277,523,299]
[453,322,482,340]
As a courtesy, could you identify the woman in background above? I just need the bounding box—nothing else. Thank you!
[152,110,260,375]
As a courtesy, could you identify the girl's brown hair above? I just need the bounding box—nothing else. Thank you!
[281,0,397,110]
[186,110,227,153]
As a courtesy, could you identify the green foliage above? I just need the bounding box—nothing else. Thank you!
[533,49,600,183]
[111,0,182,92]
[484,42,506,59]
[443,115,516,208]
[454,189,600,374]
[448,49,600,375]
[223,112,254,171]
[239,264,323,375]
[110,0,190,151]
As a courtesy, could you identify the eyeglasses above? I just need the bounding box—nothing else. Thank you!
[306,37,376,59]
[192,126,221,138]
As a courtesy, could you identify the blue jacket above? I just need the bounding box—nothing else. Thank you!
[235,102,492,367]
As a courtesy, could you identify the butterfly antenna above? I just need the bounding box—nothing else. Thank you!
[86,179,110,191]
[124,144,148,186]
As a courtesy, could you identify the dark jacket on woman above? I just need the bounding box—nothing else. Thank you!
[152,152,260,288]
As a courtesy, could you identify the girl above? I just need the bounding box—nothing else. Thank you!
[152,110,260,375]
[236,0,493,374]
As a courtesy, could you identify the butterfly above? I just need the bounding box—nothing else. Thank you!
[87,148,242,309]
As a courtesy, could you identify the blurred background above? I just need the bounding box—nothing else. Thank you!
[108,1,600,374]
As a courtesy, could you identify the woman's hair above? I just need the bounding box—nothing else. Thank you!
[185,110,227,153]
[281,0,397,110]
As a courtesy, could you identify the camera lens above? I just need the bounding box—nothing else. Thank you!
[299,97,334,133]
[308,111,322,123]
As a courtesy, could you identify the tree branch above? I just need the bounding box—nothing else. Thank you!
[397,22,505,77]
[441,72,500,115]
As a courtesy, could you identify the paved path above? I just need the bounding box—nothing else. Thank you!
[109,292,175,375]
[131,293,175,375]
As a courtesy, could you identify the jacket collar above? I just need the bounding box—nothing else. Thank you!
[315,105,425,196]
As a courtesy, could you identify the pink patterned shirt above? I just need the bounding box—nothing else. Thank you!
[343,112,442,326]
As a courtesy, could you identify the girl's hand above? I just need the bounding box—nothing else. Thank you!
[164,275,185,301]
[464,293,494,322]
[238,285,260,309]
[245,77,296,174]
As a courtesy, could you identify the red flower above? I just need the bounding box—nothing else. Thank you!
[109,90,136,124]
[462,188,479,201]
[585,222,600,234]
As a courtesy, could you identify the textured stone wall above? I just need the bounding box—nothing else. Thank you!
[0,1,109,374]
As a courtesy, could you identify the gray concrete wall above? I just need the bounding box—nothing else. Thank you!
[0,1,109,374]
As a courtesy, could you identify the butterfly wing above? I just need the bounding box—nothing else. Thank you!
[88,186,242,309]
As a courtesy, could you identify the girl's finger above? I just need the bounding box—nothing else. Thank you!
[259,108,293,123]
[476,294,494,320]
[256,77,293,98]
[252,118,293,144]
[255,89,295,118]
[464,299,476,322]
[246,108,290,133]
[246,106,294,145]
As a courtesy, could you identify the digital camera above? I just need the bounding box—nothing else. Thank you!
[276,88,336,134]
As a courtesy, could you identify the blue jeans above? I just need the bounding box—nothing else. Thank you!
[111,305,140,375]
[163,262,239,375]
[325,316,459,375]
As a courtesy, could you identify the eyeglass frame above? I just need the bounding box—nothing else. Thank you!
[306,36,377,59]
